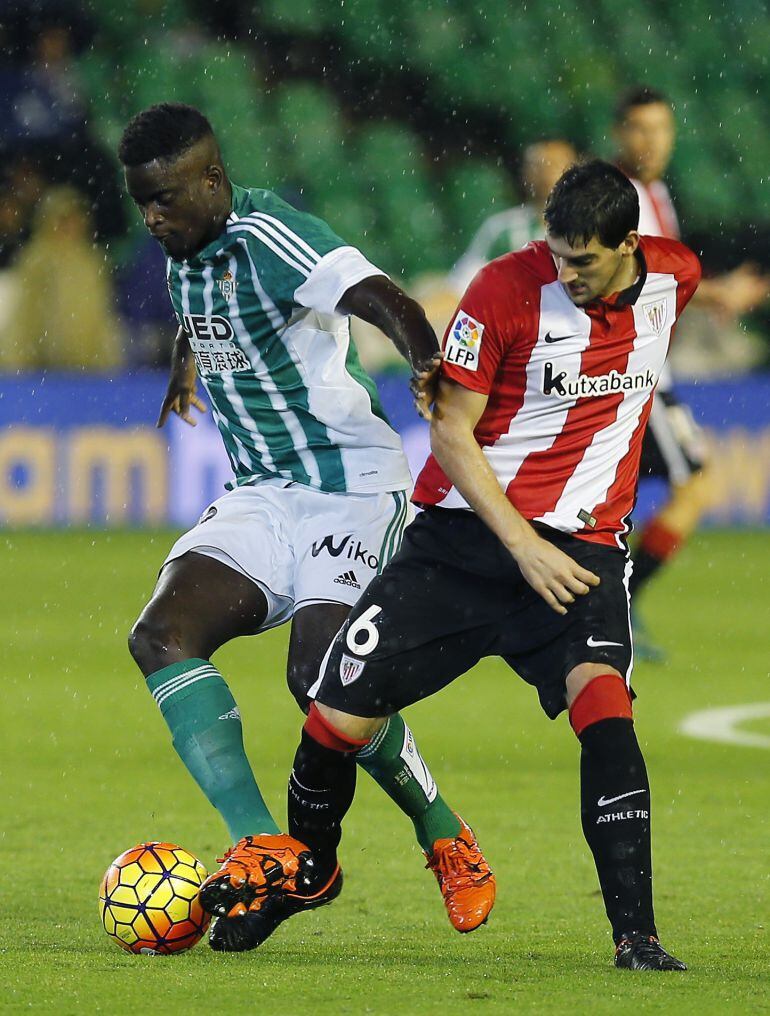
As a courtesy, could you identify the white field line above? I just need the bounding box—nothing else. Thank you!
[680,702,770,750]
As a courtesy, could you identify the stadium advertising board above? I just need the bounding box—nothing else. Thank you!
[1,373,769,528]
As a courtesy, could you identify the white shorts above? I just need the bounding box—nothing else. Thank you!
[163,479,413,631]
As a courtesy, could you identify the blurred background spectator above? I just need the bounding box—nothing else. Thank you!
[1,186,123,369]
[0,0,767,374]
[450,139,578,293]
[0,0,126,245]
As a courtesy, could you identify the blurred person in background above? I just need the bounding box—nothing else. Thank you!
[0,0,126,245]
[403,140,578,372]
[450,138,578,292]
[0,157,48,343]
[116,236,178,367]
[1,185,123,370]
[613,86,770,659]
[0,156,47,268]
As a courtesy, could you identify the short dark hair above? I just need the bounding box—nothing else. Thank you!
[544,159,639,248]
[614,85,671,123]
[118,103,214,166]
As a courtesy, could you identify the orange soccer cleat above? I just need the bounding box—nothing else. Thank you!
[424,817,496,933]
[199,834,312,920]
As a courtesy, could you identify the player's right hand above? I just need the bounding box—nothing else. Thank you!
[712,262,770,318]
[511,532,600,615]
[410,352,443,421]
[157,362,207,428]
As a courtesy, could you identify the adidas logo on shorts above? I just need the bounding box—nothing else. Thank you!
[334,570,361,589]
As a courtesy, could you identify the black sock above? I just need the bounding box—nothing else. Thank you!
[628,546,664,599]
[288,729,357,876]
[579,718,656,944]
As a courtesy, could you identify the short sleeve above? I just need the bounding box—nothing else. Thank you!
[228,190,383,313]
[675,245,702,316]
[449,212,511,293]
[294,246,386,315]
[440,264,511,395]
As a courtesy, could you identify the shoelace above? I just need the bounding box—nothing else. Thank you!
[616,935,662,959]
[426,837,487,889]
[215,837,264,867]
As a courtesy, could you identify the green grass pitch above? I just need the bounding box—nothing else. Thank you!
[2,529,769,1014]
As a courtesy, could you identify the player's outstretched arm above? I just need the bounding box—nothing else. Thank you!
[157,327,207,428]
[695,262,770,318]
[338,276,442,420]
[431,379,599,615]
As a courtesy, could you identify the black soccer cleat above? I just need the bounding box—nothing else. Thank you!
[614,932,687,971]
[199,833,313,920]
[208,865,344,952]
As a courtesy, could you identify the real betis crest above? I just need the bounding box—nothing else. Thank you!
[216,270,238,298]
[642,297,667,335]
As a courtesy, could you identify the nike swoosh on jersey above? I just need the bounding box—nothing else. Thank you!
[544,331,575,343]
[586,636,624,648]
[597,789,645,807]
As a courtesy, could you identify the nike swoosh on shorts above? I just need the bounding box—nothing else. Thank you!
[597,789,645,807]
[586,636,624,648]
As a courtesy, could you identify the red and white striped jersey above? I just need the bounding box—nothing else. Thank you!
[413,236,701,547]
[630,176,680,240]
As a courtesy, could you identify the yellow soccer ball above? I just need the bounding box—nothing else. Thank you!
[99,841,210,954]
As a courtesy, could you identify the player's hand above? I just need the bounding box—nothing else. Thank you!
[157,356,207,428]
[711,263,770,318]
[510,531,600,615]
[410,352,443,421]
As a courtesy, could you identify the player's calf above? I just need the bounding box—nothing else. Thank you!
[290,706,496,934]
[287,704,369,878]
[203,706,364,950]
[568,672,660,952]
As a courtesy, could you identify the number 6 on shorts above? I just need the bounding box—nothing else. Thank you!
[346,605,382,656]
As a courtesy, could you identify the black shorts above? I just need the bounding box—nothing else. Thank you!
[315,508,634,721]
[639,390,707,484]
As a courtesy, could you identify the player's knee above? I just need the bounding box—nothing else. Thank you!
[567,669,632,738]
[286,657,316,712]
[128,609,183,675]
[314,702,382,743]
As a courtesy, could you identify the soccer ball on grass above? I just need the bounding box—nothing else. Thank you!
[99,841,210,954]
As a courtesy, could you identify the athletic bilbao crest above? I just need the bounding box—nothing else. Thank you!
[340,653,366,686]
[642,298,667,335]
[216,270,238,299]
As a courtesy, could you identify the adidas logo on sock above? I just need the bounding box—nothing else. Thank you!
[334,570,361,589]
[218,707,241,721]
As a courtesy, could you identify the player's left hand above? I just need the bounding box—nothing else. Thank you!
[712,263,770,318]
[410,353,443,421]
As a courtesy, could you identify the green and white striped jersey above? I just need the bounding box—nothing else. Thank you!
[450,202,543,292]
[166,184,412,495]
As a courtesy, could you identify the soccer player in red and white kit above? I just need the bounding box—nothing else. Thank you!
[206,161,696,969]
[614,86,769,658]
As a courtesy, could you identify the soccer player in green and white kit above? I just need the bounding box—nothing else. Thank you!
[118,104,494,951]
[450,139,577,292]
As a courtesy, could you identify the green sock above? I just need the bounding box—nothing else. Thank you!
[147,659,280,841]
[356,713,461,853]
